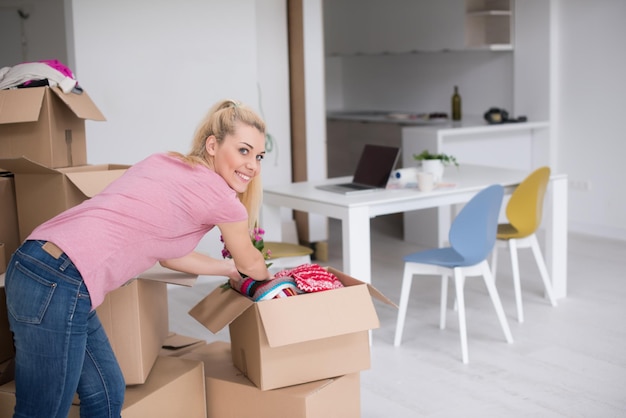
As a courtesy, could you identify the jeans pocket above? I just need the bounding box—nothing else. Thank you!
[6,262,57,324]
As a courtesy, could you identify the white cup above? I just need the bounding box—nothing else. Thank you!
[417,172,435,192]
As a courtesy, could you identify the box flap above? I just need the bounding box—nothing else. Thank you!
[326,267,398,308]
[0,157,60,175]
[0,88,45,124]
[188,286,253,334]
[162,333,205,350]
[50,86,106,121]
[136,263,197,287]
[257,284,380,347]
[64,169,127,198]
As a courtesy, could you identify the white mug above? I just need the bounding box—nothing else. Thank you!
[417,172,435,192]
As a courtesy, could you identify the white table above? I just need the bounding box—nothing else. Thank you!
[262,164,568,299]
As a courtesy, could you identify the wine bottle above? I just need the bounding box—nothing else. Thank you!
[451,85,461,121]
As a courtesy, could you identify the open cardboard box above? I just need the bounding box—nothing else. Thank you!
[97,263,198,385]
[189,266,395,390]
[0,86,105,168]
[0,157,129,241]
[0,355,206,418]
[183,341,361,418]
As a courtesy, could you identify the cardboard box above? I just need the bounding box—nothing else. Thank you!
[183,341,361,418]
[0,274,14,364]
[97,264,197,385]
[0,355,207,418]
[0,86,105,168]
[0,157,129,240]
[0,245,6,274]
[0,359,14,387]
[119,355,206,418]
[189,267,394,390]
[159,332,206,358]
[0,173,20,268]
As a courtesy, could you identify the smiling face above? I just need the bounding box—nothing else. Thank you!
[205,123,266,193]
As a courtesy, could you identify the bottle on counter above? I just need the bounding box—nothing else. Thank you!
[451,85,462,121]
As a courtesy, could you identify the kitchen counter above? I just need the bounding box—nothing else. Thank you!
[327,111,549,133]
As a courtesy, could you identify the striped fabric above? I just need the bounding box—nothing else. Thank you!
[231,264,344,301]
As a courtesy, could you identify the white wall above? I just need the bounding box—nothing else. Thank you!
[2,0,625,242]
[0,0,68,67]
[68,0,292,257]
[322,0,626,241]
[555,0,626,241]
[331,52,513,117]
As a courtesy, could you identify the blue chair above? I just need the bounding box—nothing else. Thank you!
[393,184,513,364]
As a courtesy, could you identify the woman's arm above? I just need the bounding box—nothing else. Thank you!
[159,252,242,281]
[217,220,271,280]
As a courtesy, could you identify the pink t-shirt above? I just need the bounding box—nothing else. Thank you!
[29,153,248,308]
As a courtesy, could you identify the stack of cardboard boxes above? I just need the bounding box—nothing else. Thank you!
[0,85,394,417]
[183,267,395,417]
[0,84,113,397]
[0,85,208,416]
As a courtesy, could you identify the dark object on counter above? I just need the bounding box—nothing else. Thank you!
[451,86,462,121]
[484,107,527,124]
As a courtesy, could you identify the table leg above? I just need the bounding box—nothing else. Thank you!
[261,204,283,241]
[545,176,568,299]
[438,205,452,247]
[342,207,371,284]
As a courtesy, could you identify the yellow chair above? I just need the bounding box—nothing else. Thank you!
[491,166,557,323]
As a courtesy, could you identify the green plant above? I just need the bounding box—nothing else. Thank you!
[412,150,459,167]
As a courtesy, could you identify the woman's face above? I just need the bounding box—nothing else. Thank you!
[206,123,265,193]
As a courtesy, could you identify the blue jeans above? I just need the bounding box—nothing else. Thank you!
[4,240,125,418]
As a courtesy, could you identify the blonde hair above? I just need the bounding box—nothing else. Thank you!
[171,99,266,230]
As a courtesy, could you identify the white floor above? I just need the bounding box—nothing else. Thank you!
[168,216,626,417]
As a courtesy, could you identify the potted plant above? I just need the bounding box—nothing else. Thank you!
[412,150,458,183]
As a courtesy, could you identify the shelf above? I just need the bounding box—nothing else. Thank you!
[323,1,514,57]
[467,10,512,16]
[326,46,512,57]
[465,0,513,48]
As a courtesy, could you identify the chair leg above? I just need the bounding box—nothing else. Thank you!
[440,274,448,330]
[491,243,499,282]
[508,239,524,323]
[394,265,415,347]
[529,234,558,307]
[481,261,514,344]
[453,268,469,364]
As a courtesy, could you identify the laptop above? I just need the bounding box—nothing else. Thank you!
[316,144,400,194]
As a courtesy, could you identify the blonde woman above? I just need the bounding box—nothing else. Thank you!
[4,99,271,417]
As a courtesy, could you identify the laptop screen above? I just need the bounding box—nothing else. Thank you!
[352,144,400,187]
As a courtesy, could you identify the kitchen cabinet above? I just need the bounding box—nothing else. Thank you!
[323,0,513,55]
[465,0,513,50]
